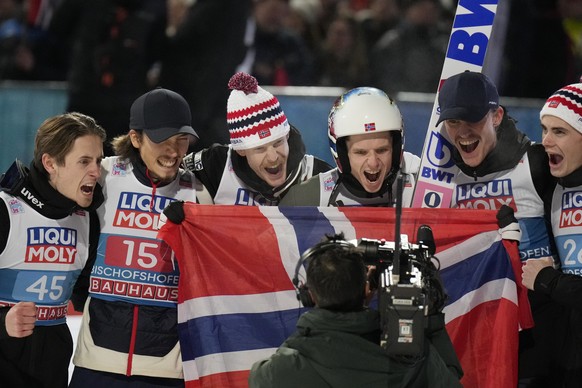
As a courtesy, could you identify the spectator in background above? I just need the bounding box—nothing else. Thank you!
[355,0,400,53]
[501,0,578,99]
[50,0,166,156]
[314,14,370,88]
[250,0,315,86]
[0,0,67,81]
[560,0,582,81]
[0,0,29,79]
[312,0,351,39]
[157,0,250,153]
[284,1,322,53]
[370,0,448,95]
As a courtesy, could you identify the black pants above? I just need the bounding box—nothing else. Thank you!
[0,324,73,388]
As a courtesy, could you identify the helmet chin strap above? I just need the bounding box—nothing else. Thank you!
[335,138,351,175]
[329,172,395,206]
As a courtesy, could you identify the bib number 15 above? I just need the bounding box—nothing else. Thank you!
[104,235,175,272]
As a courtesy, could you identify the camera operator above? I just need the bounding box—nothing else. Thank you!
[248,234,462,388]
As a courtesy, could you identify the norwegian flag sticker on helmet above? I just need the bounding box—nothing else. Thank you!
[364,122,376,131]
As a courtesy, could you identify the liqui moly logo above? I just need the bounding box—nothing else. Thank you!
[25,227,77,264]
[114,192,175,231]
[234,188,277,206]
[560,191,582,228]
[455,179,517,211]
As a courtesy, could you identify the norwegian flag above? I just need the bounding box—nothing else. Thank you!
[258,128,271,139]
[158,205,531,388]
[364,122,376,131]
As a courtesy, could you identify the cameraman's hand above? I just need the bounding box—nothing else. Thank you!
[365,266,377,305]
[5,302,36,338]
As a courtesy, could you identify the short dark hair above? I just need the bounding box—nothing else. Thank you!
[306,241,367,312]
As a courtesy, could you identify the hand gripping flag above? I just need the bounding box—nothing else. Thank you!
[158,204,532,388]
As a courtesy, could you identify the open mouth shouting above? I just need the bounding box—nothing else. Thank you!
[265,164,283,176]
[264,164,285,182]
[548,153,563,167]
[360,169,385,193]
[261,163,286,187]
[459,139,479,153]
[364,170,380,183]
[453,135,490,167]
[80,183,95,196]
[547,152,565,175]
[77,182,97,207]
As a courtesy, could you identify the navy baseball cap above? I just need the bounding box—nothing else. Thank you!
[129,88,198,143]
[436,71,499,126]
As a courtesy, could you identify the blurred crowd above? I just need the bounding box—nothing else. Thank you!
[1,0,581,151]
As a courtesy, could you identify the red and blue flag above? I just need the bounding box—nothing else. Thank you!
[364,122,376,131]
[158,204,532,388]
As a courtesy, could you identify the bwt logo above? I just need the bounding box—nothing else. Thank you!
[447,0,496,67]
[114,192,175,231]
[560,191,582,228]
[455,179,517,211]
[26,227,77,264]
[421,132,456,185]
[426,132,455,169]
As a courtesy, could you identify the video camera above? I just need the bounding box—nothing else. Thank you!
[356,176,445,359]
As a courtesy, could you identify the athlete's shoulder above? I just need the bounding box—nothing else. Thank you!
[100,156,131,176]
[183,144,229,174]
[526,143,551,178]
[176,168,197,188]
[280,173,326,206]
[311,156,333,175]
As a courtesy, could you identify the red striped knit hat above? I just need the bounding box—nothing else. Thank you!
[540,83,582,134]
[227,72,290,150]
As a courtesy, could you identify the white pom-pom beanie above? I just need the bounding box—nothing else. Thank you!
[226,72,290,150]
[540,83,582,134]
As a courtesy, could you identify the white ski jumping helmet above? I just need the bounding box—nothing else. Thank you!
[328,87,404,179]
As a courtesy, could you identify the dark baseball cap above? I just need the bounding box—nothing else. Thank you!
[129,88,198,143]
[436,71,499,126]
